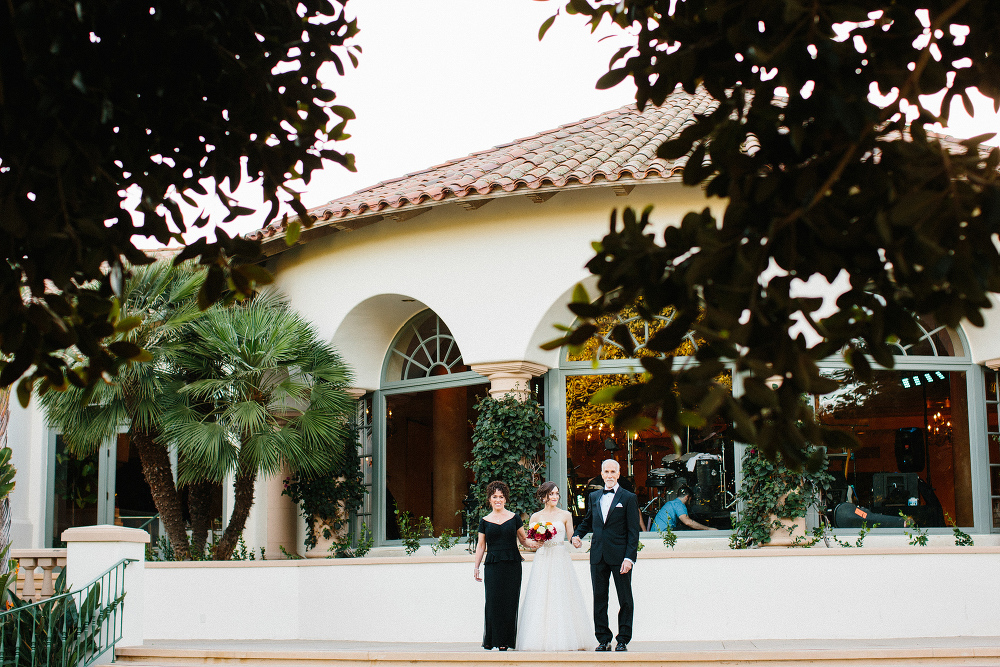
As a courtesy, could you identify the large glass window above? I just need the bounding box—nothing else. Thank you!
[559,304,985,534]
[815,368,972,527]
[380,310,488,542]
[385,384,489,538]
[51,435,100,546]
[565,373,736,531]
[983,370,1000,530]
[50,432,211,546]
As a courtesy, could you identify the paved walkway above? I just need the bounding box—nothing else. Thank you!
[137,637,1000,652]
[116,638,1000,666]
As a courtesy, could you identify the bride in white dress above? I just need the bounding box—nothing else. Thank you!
[515,482,593,651]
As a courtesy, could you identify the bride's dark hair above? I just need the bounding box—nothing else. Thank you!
[536,481,558,505]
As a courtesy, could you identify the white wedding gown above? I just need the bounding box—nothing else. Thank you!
[515,521,593,651]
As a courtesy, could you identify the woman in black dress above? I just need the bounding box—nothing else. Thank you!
[473,480,536,650]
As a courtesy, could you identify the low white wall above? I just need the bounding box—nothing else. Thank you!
[143,544,1000,642]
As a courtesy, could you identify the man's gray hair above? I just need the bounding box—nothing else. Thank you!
[601,459,621,471]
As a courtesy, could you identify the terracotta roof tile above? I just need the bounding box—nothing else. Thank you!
[250,88,718,244]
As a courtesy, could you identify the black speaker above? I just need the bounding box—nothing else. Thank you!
[692,459,721,511]
[895,427,925,473]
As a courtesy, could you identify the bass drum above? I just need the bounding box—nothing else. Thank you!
[646,468,674,488]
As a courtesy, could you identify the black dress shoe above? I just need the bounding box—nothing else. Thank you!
[595,642,612,651]
[615,642,628,651]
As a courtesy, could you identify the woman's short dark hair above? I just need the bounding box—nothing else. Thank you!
[485,480,510,502]
[536,481,558,504]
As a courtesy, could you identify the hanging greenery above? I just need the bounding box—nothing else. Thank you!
[0,438,16,609]
[466,392,554,535]
[730,446,833,549]
[282,426,367,553]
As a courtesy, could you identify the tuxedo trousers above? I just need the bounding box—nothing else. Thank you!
[590,559,633,645]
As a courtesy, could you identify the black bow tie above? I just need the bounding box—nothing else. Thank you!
[602,488,615,494]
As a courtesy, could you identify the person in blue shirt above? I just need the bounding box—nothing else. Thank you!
[650,486,718,531]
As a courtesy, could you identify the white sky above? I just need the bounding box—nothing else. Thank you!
[157,0,637,243]
[147,0,1000,245]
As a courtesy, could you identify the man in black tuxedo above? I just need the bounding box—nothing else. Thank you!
[571,459,640,652]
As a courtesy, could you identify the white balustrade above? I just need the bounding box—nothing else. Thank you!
[11,548,67,601]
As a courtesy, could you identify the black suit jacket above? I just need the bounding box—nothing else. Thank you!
[573,486,640,566]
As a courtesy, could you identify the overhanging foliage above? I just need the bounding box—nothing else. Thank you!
[0,0,358,399]
[545,0,1000,468]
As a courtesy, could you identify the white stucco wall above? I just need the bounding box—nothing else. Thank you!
[7,399,52,549]
[272,183,720,390]
[142,546,1000,642]
[8,177,1000,551]
[960,293,1000,364]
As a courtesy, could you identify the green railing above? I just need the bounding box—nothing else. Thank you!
[0,558,133,667]
[117,514,160,544]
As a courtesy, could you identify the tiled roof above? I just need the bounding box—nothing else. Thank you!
[250,88,717,248]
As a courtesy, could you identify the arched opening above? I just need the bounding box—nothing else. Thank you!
[380,310,489,541]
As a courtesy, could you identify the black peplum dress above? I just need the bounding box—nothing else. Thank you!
[479,515,523,649]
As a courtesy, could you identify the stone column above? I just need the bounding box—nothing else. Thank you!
[62,525,149,654]
[345,387,367,401]
[470,361,549,400]
[265,464,299,559]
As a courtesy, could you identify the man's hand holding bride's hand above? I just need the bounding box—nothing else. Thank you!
[571,536,582,548]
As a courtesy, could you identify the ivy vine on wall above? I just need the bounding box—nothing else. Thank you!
[466,392,554,538]
[730,446,833,549]
[282,426,367,553]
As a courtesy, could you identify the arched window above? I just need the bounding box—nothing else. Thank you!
[384,311,467,382]
[566,305,702,362]
[890,315,965,357]
[377,309,487,544]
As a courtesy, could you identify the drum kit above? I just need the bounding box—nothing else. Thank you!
[640,438,734,524]
[568,426,737,528]
[644,452,701,509]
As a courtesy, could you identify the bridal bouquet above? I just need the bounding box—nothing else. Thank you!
[527,521,556,543]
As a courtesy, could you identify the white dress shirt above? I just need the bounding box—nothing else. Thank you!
[600,484,618,521]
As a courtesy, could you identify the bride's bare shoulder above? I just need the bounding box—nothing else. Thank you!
[527,511,542,523]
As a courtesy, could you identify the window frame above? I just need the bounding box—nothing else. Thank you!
[557,319,989,536]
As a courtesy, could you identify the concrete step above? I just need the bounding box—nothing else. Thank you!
[115,638,1000,667]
